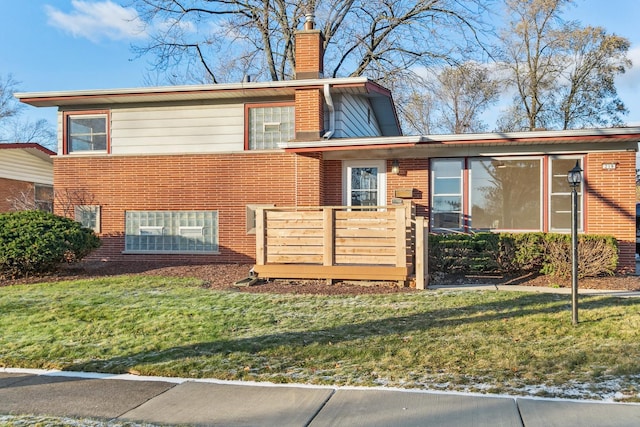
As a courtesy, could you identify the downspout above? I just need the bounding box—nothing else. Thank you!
[323,83,335,139]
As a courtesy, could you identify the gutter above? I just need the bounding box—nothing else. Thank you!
[323,84,335,140]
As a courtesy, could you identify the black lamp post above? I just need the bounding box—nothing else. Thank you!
[567,161,582,325]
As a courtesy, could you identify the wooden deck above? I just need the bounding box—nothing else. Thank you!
[253,205,428,288]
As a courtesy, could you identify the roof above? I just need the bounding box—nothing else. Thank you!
[15,77,401,137]
[0,143,55,162]
[280,127,640,154]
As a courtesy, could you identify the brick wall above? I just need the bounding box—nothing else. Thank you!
[0,177,32,212]
[294,88,324,141]
[54,153,305,263]
[585,151,636,272]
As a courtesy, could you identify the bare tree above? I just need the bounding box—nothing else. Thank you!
[434,63,500,133]
[554,25,630,129]
[0,74,23,121]
[0,73,57,150]
[129,0,494,85]
[497,0,630,131]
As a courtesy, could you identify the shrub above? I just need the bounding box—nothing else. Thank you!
[541,234,617,278]
[0,210,101,278]
[428,231,617,278]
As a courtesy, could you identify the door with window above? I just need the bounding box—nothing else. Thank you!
[343,160,386,208]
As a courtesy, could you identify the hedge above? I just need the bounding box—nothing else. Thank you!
[0,210,101,278]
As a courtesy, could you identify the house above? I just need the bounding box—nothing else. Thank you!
[15,19,640,276]
[0,143,54,212]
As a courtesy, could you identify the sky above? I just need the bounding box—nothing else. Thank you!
[1,0,640,130]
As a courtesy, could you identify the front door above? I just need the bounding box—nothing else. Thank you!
[343,160,386,208]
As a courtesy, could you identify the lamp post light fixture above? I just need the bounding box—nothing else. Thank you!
[567,161,583,325]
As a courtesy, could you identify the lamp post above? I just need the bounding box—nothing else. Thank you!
[567,161,582,326]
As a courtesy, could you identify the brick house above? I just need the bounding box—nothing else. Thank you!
[16,21,640,274]
[0,143,54,212]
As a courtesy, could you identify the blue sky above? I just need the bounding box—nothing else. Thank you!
[2,0,640,128]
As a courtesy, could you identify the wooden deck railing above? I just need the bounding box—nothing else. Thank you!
[253,204,427,287]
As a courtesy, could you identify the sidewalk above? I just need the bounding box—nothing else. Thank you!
[429,283,640,297]
[2,369,640,426]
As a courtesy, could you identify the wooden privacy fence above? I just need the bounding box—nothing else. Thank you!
[253,205,428,288]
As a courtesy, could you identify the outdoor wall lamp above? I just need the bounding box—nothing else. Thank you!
[391,159,400,175]
[567,160,583,326]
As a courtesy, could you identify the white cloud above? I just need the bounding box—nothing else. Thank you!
[45,0,146,42]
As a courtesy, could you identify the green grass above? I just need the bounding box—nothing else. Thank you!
[2,275,640,400]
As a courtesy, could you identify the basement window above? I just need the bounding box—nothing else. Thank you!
[125,211,218,253]
[75,205,101,233]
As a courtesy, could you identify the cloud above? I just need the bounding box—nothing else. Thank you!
[45,0,146,42]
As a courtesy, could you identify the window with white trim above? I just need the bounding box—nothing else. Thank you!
[66,114,108,153]
[431,159,464,230]
[343,160,386,209]
[125,211,218,253]
[549,157,583,231]
[246,204,275,234]
[247,104,294,150]
[75,205,101,233]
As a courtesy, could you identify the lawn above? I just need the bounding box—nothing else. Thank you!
[1,275,640,401]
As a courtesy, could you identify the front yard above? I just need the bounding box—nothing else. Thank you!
[2,274,640,401]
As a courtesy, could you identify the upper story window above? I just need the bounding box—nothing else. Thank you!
[64,111,109,154]
[246,103,294,150]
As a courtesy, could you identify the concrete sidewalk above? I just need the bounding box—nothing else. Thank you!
[2,369,640,426]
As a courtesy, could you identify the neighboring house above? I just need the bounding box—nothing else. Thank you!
[16,20,640,274]
[0,143,54,212]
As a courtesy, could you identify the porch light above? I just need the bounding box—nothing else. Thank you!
[391,159,400,175]
[567,161,583,187]
[567,160,582,326]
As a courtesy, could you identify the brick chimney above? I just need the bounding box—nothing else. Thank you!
[295,14,324,80]
[294,14,325,141]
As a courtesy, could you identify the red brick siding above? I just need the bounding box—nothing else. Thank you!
[0,177,33,212]
[323,160,342,205]
[386,159,430,217]
[294,89,324,140]
[54,153,304,263]
[585,152,636,272]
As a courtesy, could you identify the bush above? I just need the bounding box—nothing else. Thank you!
[541,234,618,278]
[428,231,617,278]
[0,210,101,278]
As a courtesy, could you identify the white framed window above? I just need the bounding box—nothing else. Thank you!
[342,160,387,209]
[431,159,464,230]
[246,103,295,150]
[125,211,218,253]
[65,112,109,154]
[549,156,584,232]
[75,205,101,233]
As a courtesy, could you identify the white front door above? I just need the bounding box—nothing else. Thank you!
[342,160,386,208]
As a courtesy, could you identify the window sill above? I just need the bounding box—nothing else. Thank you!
[122,250,221,255]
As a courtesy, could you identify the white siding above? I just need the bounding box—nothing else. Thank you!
[111,104,245,155]
[333,94,381,138]
[0,150,53,185]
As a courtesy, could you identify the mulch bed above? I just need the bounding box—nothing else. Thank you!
[2,261,640,295]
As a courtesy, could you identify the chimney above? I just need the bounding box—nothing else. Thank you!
[293,13,326,141]
[295,14,324,80]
